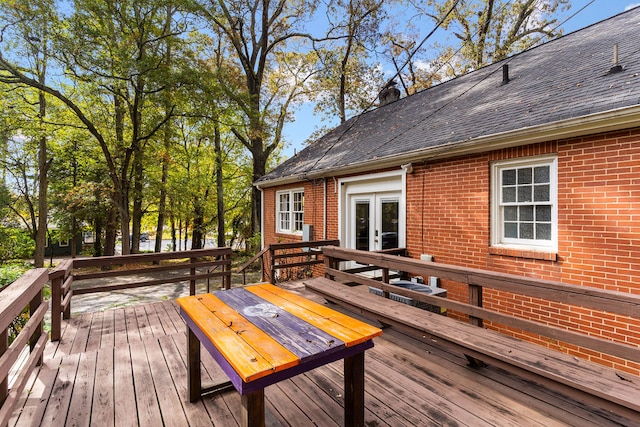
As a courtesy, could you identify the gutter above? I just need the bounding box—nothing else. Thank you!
[255,105,640,188]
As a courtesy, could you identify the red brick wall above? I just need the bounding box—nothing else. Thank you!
[557,131,640,292]
[405,155,492,304]
[262,180,338,279]
[262,128,640,374]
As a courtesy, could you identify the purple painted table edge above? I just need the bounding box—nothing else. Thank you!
[180,306,374,395]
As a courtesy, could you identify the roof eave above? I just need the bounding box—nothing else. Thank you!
[256,105,640,188]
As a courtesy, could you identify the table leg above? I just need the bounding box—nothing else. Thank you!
[241,388,265,427]
[344,351,365,427]
[188,326,201,402]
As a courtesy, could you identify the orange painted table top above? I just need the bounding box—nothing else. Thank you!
[177,283,382,394]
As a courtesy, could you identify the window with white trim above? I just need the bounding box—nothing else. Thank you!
[492,155,557,251]
[276,189,304,234]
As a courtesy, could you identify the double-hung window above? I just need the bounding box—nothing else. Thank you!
[276,189,304,234]
[491,155,557,252]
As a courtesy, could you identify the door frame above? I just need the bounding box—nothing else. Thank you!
[338,170,407,251]
[348,192,401,251]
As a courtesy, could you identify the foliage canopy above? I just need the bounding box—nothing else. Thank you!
[0,0,581,258]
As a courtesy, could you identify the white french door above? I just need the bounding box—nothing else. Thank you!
[349,192,400,251]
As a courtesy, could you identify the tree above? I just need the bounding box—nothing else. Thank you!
[400,0,570,89]
[195,0,321,242]
[0,0,58,267]
[63,0,188,254]
[0,0,189,254]
[314,0,387,123]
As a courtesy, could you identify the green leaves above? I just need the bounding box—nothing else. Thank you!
[0,0,576,257]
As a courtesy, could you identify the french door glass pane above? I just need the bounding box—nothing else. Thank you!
[381,200,399,249]
[355,201,370,251]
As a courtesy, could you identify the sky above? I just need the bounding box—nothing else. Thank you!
[280,0,640,158]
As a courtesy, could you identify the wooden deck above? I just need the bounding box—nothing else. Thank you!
[8,283,633,427]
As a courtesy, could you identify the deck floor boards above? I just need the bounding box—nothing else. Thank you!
[92,347,115,427]
[113,346,138,427]
[86,311,103,352]
[8,287,638,427]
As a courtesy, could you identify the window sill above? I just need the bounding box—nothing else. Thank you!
[489,246,557,261]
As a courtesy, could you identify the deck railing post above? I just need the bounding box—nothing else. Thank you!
[466,283,485,368]
[382,268,390,299]
[50,269,62,342]
[63,261,72,320]
[1,328,6,411]
[324,253,335,281]
[50,260,73,341]
[63,285,71,320]
[29,288,44,366]
[468,283,483,328]
[190,255,196,295]
[225,251,231,290]
[269,246,276,284]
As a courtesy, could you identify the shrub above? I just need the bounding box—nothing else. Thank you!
[0,263,33,344]
[0,262,29,290]
[0,227,35,262]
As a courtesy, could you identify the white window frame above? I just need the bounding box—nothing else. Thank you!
[276,188,304,235]
[491,155,558,252]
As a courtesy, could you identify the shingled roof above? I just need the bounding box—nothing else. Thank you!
[257,6,640,187]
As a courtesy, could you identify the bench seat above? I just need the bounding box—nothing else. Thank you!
[304,277,640,420]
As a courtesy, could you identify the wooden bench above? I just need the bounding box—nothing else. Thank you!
[304,247,640,422]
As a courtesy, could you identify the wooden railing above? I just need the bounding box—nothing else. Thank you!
[321,246,640,366]
[50,248,233,341]
[338,247,407,282]
[237,240,340,284]
[49,260,73,342]
[0,269,49,427]
[237,246,269,285]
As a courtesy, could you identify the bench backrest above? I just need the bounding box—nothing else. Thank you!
[322,246,640,366]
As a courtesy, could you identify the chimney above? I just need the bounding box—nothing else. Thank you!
[609,44,623,74]
[502,64,510,84]
[378,80,400,106]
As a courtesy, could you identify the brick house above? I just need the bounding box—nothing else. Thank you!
[255,9,640,369]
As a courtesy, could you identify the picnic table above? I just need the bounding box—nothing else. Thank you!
[177,283,382,427]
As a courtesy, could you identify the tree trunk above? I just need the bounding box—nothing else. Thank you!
[156,7,173,254]
[170,201,176,252]
[34,86,48,268]
[191,198,204,250]
[113,90,131,255]
[71,217,77,258]
[156,151,169,253]
[183,218,189,250]
[116,191,131,255]
[251,144,268,249]
[214,122,225,248]
[104,205,118,256]
[94,217,103,257]
[131,147,143,253]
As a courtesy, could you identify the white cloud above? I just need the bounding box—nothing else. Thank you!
[413,59,433,73]
[626,3,640,11]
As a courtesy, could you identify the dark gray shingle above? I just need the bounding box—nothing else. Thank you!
[259,7,640,184]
